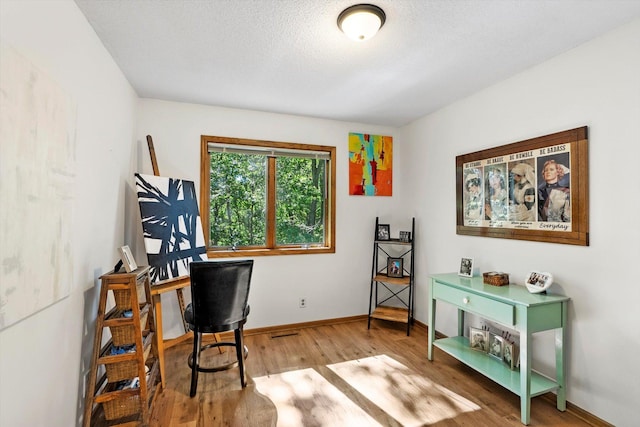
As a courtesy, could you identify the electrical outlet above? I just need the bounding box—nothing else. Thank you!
[299,298,307,308]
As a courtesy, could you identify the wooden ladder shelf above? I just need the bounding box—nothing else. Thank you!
[84,266,162,426]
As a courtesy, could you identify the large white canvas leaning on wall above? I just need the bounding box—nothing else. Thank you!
[0,45,76,330]
[135,173,208,283]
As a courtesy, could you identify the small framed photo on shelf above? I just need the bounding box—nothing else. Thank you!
[458,257,474,277]
[503,341,518,370]
[117,245,138,273]
[387,257,404,278]
[525,270,554,293]
[399,231,411,242]
[377,224,390,241]
[488,333,504,360]
[469,327,489,352]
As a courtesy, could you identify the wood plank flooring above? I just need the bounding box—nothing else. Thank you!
[146,319,607,427]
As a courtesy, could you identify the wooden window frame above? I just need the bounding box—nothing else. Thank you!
[200,135,336,258]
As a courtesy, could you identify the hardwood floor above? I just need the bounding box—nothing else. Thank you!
[148,319,606,426]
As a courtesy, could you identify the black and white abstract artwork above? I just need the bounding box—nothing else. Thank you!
[135,173,207,283]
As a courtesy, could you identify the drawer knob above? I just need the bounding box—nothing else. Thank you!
[463,297,470,304]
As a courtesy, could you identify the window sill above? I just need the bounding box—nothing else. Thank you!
[206,246,335,258]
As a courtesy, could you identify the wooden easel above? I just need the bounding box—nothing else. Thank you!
[146,135,189,334]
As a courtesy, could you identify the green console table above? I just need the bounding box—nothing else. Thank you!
[428,273,570,425]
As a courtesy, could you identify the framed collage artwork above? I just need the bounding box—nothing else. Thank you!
[456,126,589,246]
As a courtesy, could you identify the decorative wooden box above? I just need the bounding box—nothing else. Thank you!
[482,272,509,286]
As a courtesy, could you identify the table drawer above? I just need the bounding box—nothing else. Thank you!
[433,282,514,325]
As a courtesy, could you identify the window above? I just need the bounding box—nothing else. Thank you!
[200,136,336,257]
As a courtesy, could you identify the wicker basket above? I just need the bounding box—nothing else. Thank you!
[103,394,140,420]
[483,272,510,286]
[105,336,152,382]
[135,278,146,302]
[112,282,146,311]
[113,289,133,311]
[110,308,149,347]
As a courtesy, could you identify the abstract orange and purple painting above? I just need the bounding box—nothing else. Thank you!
[348,132,392,196]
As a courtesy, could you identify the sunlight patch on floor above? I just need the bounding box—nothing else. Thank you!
[254,368,383,427]
[328,354,481,426]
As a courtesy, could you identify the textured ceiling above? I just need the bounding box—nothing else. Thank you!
[74,0,640,127]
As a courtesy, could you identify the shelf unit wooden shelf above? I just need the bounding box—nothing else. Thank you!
[367,217,415,335]
[372,274,410,285]
[369,305,410,323]
[433,336,558,396]
[83,266,162,426]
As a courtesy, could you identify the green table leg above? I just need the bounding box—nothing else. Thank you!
[428,279,436,361]
[519,312,532,425]
[555,301,567,411]
[457,308,465,337]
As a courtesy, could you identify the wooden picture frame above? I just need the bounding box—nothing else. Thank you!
[376,224,390,241]
[117,245,138,273]
[387,257,404,278]
[456,126,589,246]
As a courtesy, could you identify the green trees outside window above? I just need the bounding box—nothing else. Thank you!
[209,151,266,247]
[275,156,326,245]
[200,136,335,257]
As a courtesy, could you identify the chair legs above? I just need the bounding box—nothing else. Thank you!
[188,328,249,397]
[235,328,247,388]
[190,331,202,397]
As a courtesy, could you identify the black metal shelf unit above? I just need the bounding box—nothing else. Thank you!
[367,217,415,335]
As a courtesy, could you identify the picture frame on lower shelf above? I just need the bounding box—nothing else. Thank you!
[469,327,488,352]
[503,341,518,370]
[387,257,404,278]
[117,245,138,273]
[488,333,504,360]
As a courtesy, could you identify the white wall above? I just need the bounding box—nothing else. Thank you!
[0,1,138,426]
[135,100,400,338]
[402,19,640,426]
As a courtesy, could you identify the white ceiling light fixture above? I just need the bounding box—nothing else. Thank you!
[337,4,386,42]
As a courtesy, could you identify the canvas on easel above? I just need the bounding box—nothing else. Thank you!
[135,173,208,283]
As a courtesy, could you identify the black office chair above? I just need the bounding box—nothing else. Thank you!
[184,259,254,397]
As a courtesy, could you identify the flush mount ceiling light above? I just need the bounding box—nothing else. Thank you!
[337,4,386,42]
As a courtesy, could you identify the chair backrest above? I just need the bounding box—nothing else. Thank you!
[189,260,254,331]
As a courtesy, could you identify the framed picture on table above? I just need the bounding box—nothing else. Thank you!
[458,257,474,277]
